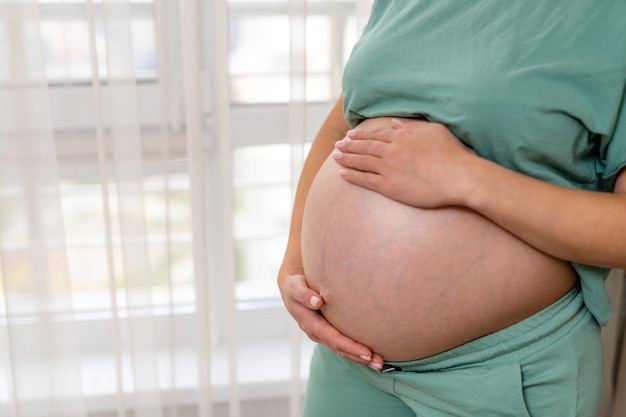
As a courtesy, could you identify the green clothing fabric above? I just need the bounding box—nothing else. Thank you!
[343,0,626,325]
[303,287,602,417]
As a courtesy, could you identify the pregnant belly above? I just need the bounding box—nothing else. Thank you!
[301,117,577,361]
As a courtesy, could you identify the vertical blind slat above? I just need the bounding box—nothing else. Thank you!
[287,0,308,416]
[209,0,242,415]
[1,2,86,416]
[85,1,127,416]
[153,1,179,416]
[178,1,214,417]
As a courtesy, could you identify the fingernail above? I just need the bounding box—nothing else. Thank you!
[346,129,356,137]
[335,140,346,149]
[369,362,383,370]
[332,150,342,160]
[360,355,372,361]
[310,295,321,307]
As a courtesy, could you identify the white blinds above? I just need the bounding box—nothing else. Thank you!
[0,1,372,416]
[1,3,86,416]
[0,1,210,416]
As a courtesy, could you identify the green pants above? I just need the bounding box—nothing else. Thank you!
[303,286,603,417]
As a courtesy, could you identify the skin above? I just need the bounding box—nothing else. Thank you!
[278,95,626,370]
[277,96,384,366]
[336,118,626,268]
[302,131,577,361]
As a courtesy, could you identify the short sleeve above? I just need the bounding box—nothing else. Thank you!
[600,80,626,191]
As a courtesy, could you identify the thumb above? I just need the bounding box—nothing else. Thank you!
[291,274,324,310]
[308,293,323,309]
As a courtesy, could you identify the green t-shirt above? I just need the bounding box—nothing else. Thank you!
[343,0,626,325]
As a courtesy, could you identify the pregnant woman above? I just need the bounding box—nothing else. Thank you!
[278,2,626,416]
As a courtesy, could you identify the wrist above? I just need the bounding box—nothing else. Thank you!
[279,249,304,279]
[450,151,489,209]
[457,154,515,217]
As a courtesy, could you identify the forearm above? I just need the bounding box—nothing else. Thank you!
[333,119,626,268]
[280,96,351,275]
[461,156,626,269]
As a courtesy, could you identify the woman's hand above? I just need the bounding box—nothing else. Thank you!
[333,118,626,269]
[275,96,385,368]
[278,269,384,369]
[332,118,476,208]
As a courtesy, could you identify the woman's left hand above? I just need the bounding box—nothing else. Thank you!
[334,118,626,270]
[332,118,476,208]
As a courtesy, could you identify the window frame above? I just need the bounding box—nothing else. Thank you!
[0,0,372,410]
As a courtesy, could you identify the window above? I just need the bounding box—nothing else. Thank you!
[0,0,156,83]
[228,0,361,302]
[2,0,363,307]
[0,1,372,412]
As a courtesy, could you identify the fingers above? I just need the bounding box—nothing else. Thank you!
[332,139,386,191]
[390,118,406,129]
[337,165,384,193]
[332,146,382,174]
[345,126,394,144]
[301,311,381,367]
[291,275,324,310]
[391,117,429,129]
[282,274,383,368]
[372,353,384,367]
[336,133,385,156]
[333,136,385,170]
[295,298,383,368]
[347,118,428,141]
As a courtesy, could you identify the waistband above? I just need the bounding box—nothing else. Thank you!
[383,285,589,372]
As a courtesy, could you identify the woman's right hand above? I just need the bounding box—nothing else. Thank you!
[276,96,383,368]
[278,269,384,369]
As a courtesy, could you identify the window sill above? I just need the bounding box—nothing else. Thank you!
[0,328,316,415]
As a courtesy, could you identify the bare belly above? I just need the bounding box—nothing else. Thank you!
[301,117,577,361]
